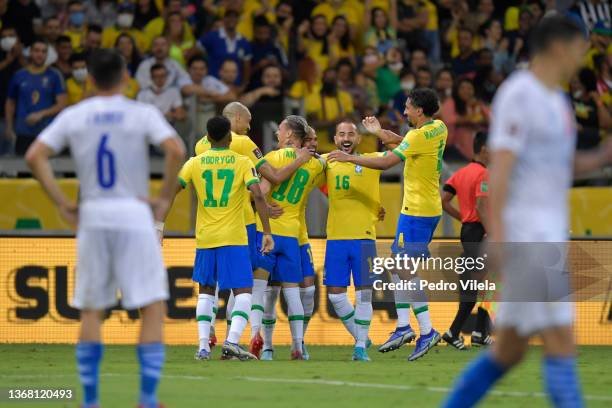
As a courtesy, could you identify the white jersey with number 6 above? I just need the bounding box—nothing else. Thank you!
[38,95,177,230]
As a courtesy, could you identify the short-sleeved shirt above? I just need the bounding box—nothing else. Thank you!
[323,152,384,240]
[304,90,354,122]
[199,28,252,84]
[195,132,264,225]
[7,67,66,136]
[177,74,229,96]
[137,86,183,115]
[37,95,177,229]
[392,119,448,217]
[179,148,260,248]
[489,70,576,242]
[443,161,488,223]
[66,78,95,105]
[256,148,326,238]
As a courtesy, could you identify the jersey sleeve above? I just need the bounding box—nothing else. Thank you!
[194,136,207,155]
[145,105,177,146]
[239,137,265,167]
[489,86,528,154]
[243,159,260,188]
[443,173,457,195]
[37,109,70,153]
[257,149,277,170]
[392,129,428,160]
[475,170,489,198]
[178,157,195,188]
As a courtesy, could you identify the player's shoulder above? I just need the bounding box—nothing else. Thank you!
[306,154,326,173]
[493,70,534,104]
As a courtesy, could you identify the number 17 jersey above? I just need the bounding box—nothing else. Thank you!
[179,148,260,248]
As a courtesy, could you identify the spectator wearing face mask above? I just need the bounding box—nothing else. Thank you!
[0,26,26,155]
[376,46,404,105]
[101,1,148,53]
[64,0,88,50]
[4,0,41,47]
[137,63,186,123]
[65,52,93,105]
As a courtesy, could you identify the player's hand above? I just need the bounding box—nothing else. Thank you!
[147,197,171,224]
[59,201,79,228]
[296,146,314,164]
[327,150,351,163]
[25,111,44,125]
[268,202,284,218]
[377,206,386,221]
[298,20,310,36]
[362,116,382,135]
[261,233,274,254]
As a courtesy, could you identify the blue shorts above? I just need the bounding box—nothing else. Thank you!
[324,239,377,287]
[193,246,253,290]
[391,214,440,257]
[300,243,315,279]
[256,233,302,283]
[246,223,258,270]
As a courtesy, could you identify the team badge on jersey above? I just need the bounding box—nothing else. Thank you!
[253,148,263,159]
[355,165,363,174]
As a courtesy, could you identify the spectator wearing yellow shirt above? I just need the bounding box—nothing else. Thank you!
[298,14,331,72]
[305,67,356,152]
[134,0,161,30]
[310,0,363,29]
[288,57,321,100]
[64,0,87,50]
[329,16,356,67]
[101,1,149,53]
[164,11,200,68]
[364,0,398,54]
[143,0,194,47]
[66,52,94,105]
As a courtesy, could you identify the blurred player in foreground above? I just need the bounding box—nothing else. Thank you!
[443,15,612,407]
[171,116,274,361]
[25,49,186,408]
[441,132,493,349]
[329,88,447,361]
[322,121,386,361]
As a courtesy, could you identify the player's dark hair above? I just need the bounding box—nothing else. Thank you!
[529,14,584,56]
[284,115,309,141]
[207,116,231,142]
[407,88,439,117]
[150,62,167,74]
[30,37,48,49]
[87,49,125,90]
[473,132,488,154]
[69,52,87,64]
[187,55,207,68]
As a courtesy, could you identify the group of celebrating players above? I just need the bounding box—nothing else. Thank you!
[23,13,612,408]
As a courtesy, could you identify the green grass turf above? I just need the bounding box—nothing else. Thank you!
[0,345,610,408]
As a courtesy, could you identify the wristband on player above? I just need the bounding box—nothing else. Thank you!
[154,221,165,233]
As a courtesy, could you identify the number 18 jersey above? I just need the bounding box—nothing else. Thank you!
[179,148,260,248]
[256,148,326,238]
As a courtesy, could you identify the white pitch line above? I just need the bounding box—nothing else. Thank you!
[2,373,611,402]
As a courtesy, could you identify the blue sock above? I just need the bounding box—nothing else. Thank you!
[137,343,165,408]
[76,342,103,407]
[442,351,506,408]
[544,356,583,408]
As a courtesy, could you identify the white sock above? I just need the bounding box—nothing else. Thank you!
[211,285,219,329]
[300,285,315,336]
[250,279,267,338]
[263,286,280,350]
[354,289,373,348]
[392,274,411,328]
[227,293,252,344]
[328,292,357,340]
[225,290,235,340]
[283,287,304,351]
[196,294,214,352]
[408,278,432,334]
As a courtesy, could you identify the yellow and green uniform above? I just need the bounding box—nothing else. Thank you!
[298,170,326,279]
[178,148,260,249]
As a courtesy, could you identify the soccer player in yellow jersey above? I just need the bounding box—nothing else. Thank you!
[322,120,386,362]
[173,116,274,361]
[194,102,312,355]
[255,116,326,360]
[329,88,447,361]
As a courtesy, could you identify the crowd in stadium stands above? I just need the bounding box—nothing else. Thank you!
[0,0,610,158]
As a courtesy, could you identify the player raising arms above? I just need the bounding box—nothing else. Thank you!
[443,15,612,407]
[171,116,274,361]
[25,49,186,408]
[193,102,312,356]
[328,88,447,361]
[255,116,326,360]
[322,121,386,362]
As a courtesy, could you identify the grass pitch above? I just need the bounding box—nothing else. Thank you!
[1,344,611,407]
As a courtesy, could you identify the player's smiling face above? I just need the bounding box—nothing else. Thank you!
[303,131,318,153]
[334,122,360,154]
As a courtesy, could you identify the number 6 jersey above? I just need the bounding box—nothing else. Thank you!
[37,95,178,230]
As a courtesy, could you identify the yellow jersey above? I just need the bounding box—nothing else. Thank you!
[256,148,326,238]
[195,132,264,225]
[298,170,326,245]
[323,152,383,240]
[392,119,447,217]
[178,148,260,248]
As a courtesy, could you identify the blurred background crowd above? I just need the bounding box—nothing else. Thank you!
[0,0,610,162]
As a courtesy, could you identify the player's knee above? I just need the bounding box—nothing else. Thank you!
[327,286,347,295]
[493,339,528,367]
[198,285,215,295]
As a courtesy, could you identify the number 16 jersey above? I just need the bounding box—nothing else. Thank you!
[256,148,326,238]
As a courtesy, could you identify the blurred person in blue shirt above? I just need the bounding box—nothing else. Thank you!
[5,39,66,155]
